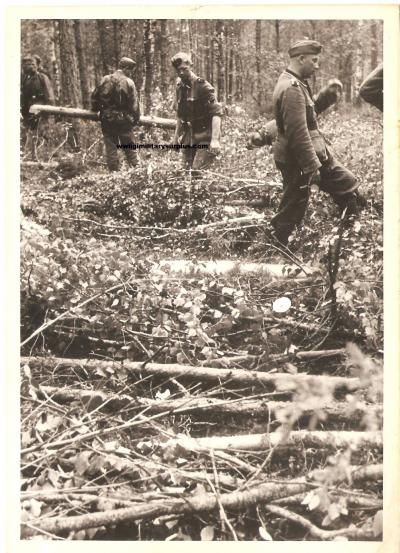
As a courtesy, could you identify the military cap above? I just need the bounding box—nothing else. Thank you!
[22,55,35,63]
[171,52,192,67]
[119,57,136,69]
[288,39,322,57]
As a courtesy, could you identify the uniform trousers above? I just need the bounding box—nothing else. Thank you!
[102,126,139,172]
[271,155,359,244]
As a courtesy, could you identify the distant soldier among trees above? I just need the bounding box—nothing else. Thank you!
[91,57,141,172]
[171,52,223,175]
[20,54,55,159]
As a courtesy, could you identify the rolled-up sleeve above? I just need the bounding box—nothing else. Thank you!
[200,82,223,118]
[282,86,321,174]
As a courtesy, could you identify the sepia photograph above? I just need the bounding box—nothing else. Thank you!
[8,5,397,546]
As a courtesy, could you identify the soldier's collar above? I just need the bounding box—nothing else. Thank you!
[285,68,309,85]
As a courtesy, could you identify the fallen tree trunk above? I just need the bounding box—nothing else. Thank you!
[154,259,316,278]
[202,348,345,368]
[22,357,361,391]
[163,430,383,452]
[21,480,309,538]
[21,161,59,169]
[29,104,176,129]
[272,491,382,510]
[38,386,382,424]
[192,213,265,232]
[295,348,346,360]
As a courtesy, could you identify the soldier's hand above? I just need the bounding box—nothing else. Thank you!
[247,132,264,150]
[209,139,221,156]
[172,133,182,146]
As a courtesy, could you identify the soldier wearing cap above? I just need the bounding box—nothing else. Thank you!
[91,57,140,171]
[20,54,55,158]
[171,52,223,174]
[359,63,383,112]
[264,39,363,246]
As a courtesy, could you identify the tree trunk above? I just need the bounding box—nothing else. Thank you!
[159,20,168,96]
[21,481,311,538]
[215,20,225,102]
[370,21,378,71]
[143,19,153,115]
[255,20,262,105]
[113,19,121,63]
[275,20,280,52]
[73,20,91,109]
[96,20,116,75]
[21,356,361,391]
[29,104,176,128]
[165,430,383,452]
[51,21,61,101]
[58,20,81,150]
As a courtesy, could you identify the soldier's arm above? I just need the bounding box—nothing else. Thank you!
[127,79,140,123]
[282,86,321,174]
[91,80,102,112]
[248,120,278,148]
[211,116,221,141]
[201,81,224,118]
[42,74,55,105]
[173,119,183,144]
[313,79,343,115]
[359,64,383,111]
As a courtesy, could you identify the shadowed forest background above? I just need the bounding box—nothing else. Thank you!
[21,19,382,116]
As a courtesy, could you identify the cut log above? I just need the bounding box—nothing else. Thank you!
[38,386,382,424]
[21,357,361,392]
[21,161,59,169]
[29,104,176,129]
[272,492,382,509]
[191,213,265,232]
[21,480,309,538]
[162,430,383,452]
[154,259,316,278]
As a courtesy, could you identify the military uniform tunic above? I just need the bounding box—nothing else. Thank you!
[21,71,55,129]
[91,69,140,171]
[271,69,359,243]
[175,76,223,171]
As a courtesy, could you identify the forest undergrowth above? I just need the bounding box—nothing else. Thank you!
[20,107,384,541]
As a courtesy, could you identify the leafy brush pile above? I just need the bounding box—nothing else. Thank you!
[67,168,227,228]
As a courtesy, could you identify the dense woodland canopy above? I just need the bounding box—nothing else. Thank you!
[21,19,383,116]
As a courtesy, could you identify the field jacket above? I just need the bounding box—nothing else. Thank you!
[273,69,328,174]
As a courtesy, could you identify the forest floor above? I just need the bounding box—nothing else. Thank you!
[20,108,383,541]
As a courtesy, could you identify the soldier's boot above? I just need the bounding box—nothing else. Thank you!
[335,191,366,224]
[125,149,139,168]
[249,223,290,255]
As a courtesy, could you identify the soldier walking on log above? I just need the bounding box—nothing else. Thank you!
[91,57,140,172]
[171,52,223,175]
[253,40,364,247]
[20,54,55,159]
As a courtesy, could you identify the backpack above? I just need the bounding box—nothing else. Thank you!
[93,74,139,129]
